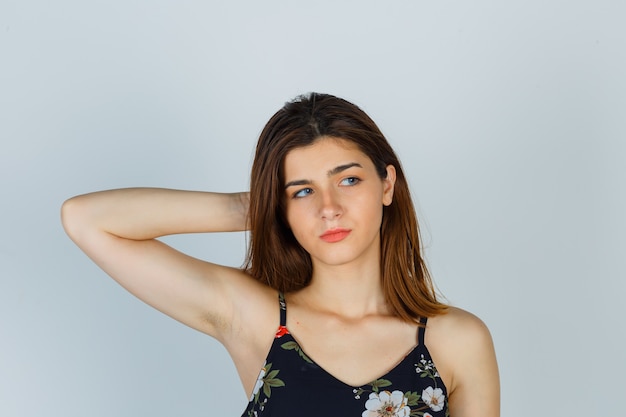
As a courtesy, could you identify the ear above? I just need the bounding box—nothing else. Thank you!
[382,165,396,206]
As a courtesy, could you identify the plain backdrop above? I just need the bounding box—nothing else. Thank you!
[1,1,624,416]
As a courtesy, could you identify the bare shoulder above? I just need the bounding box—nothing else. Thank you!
[425,307,500,417]
[426,306,493,347]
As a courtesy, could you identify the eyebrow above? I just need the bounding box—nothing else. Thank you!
[284,162,363,189]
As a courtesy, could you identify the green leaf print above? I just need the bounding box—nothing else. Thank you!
[405,391,421,406]
[370,378,392,392]
[266,369,280,380]
[257,362,285,400]
[281,341,313,363]
[263,376,285,398]
[266,378,285,389]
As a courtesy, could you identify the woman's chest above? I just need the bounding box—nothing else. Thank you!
[285,314,420,387]
[243,334,449,417]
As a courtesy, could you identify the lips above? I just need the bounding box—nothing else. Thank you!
[320,228,351,243]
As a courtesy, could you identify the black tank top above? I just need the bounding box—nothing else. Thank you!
[242,293,449,417]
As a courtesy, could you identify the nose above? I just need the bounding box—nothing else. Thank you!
[319,189,342,220]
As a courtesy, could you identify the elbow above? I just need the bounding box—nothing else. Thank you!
[61,195,88,242]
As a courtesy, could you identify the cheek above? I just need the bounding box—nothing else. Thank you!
[285,203,319,248]
[284,203,306,235]
[284,201,295,228]
[359,194,385,226]
[285,218,312,253]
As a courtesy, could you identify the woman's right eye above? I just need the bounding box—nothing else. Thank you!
[293,188,313,198]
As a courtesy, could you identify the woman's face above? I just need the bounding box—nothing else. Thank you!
[282,136,395,270]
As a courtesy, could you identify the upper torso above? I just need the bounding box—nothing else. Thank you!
[240,293,449,417]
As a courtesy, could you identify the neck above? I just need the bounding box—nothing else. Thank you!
[295,258,389,319]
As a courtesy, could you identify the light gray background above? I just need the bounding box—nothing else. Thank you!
[1,1,624,416]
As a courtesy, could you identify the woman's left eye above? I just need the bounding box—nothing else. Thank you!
[340,177,360,186]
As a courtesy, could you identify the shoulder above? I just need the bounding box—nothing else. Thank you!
[425,307,500,417]
[426,306,493,348]
[425,307,495,383]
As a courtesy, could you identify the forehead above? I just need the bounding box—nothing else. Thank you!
[283,137,372,176]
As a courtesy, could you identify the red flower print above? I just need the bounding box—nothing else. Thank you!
[275,325,289,338]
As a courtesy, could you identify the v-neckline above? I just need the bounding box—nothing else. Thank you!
[280,329,420,389]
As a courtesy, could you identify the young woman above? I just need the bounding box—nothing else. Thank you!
[62,93,499,417]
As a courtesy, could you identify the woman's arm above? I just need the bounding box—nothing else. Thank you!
[62,188,250,239]
[61,188,265,339]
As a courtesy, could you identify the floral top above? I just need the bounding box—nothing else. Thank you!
[242,293,449,417]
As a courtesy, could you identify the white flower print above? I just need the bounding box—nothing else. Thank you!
[362,390,410,417]
[422,386,445,412]
[415,354,439,377]
[249,365,266,401]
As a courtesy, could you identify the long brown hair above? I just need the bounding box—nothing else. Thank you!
[244,93,447,321]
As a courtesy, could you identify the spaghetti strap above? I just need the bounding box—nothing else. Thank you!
[278,292,287,327]
[417,316,428,346]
